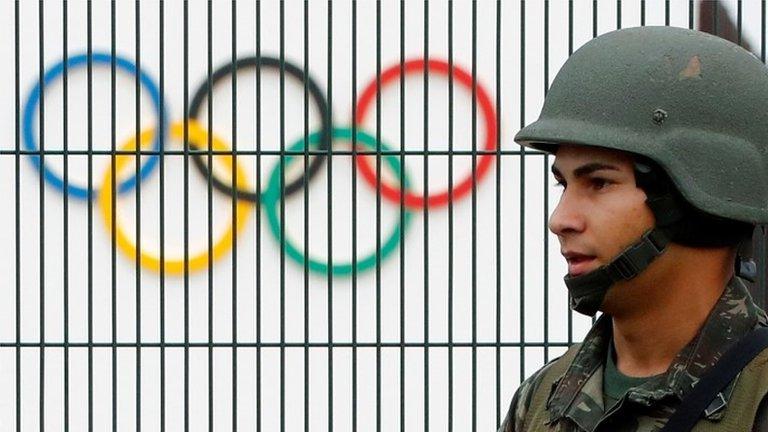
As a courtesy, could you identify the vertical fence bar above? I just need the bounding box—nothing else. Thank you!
[278,1,286,431]
[37,0,45,428]
[350,2,359,431]
[62,1,70,430]
[495,0,503,426]
[567,0,574,348]
[326,2,334,431]
[738,0,743,46]
[302,2,310,432]
[543,0,550,367]
[158,1,166,430]
[14,0,20,430]
[641,0,646,26]
[254,2,263,430]
[617,0,622,29]
[134,1,143,428]
[447,1,455,430]
[376,1,384,431]
[374,0,384,428]
[689,0,694,30]
[397,1,406,431]
[374,2,382,432]
[471,0,479,431]
[423,1,431,431]
[714,0,719,35]
[182,1,190,430]
[763,0,766,64]
[110,1,117,429]
[593,0,598,36]
[206,1,214,429]
[590,0,597,327]
[519,0,527,391]
[231,1,239,430]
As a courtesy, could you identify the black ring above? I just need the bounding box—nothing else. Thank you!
[188,56,332,202]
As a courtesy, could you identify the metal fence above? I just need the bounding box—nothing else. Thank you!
[1,1,766,431]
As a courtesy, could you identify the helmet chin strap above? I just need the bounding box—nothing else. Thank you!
[564,228,670,316]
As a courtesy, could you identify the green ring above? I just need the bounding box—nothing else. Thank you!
[263,127,413,276]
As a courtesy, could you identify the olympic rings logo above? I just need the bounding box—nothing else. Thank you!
[22,52,499,277]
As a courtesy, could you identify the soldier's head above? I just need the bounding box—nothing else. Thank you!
[515,26,768,316]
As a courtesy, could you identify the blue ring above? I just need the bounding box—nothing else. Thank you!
[22,52,168,200]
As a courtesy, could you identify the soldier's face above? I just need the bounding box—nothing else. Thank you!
[548,145,656,278]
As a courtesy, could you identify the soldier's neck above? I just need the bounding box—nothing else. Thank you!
[609,246,734,378]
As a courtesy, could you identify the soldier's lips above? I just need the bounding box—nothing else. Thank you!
[563,253,597,277]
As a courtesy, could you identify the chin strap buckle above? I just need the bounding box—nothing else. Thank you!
[611,256,639,280]
[605,228,670,282]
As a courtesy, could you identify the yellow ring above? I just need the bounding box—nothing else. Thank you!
[99,120,252,275]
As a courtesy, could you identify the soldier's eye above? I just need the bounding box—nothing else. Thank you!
[590,178,611,190]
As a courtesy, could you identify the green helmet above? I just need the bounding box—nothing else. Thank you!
[514,26,768,316]
[515,25,768,225]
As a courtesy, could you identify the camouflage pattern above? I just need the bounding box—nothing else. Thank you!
[499,275,768,431]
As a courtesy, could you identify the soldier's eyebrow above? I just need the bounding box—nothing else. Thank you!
[550,162,621,179]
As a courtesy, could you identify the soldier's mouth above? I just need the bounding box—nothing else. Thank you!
[566,255,597,277]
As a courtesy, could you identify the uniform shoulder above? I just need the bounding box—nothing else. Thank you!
[498,344,582,432]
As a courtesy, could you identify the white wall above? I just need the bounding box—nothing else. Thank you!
[0,0,761,431]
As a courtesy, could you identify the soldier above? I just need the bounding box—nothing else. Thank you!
[500,26,768,431]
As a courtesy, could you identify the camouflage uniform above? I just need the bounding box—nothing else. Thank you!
[499,275,768,432]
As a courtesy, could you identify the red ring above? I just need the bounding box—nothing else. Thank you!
[354,58,498,209]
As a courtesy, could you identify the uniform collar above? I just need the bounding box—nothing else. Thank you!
[545,275,767,427]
